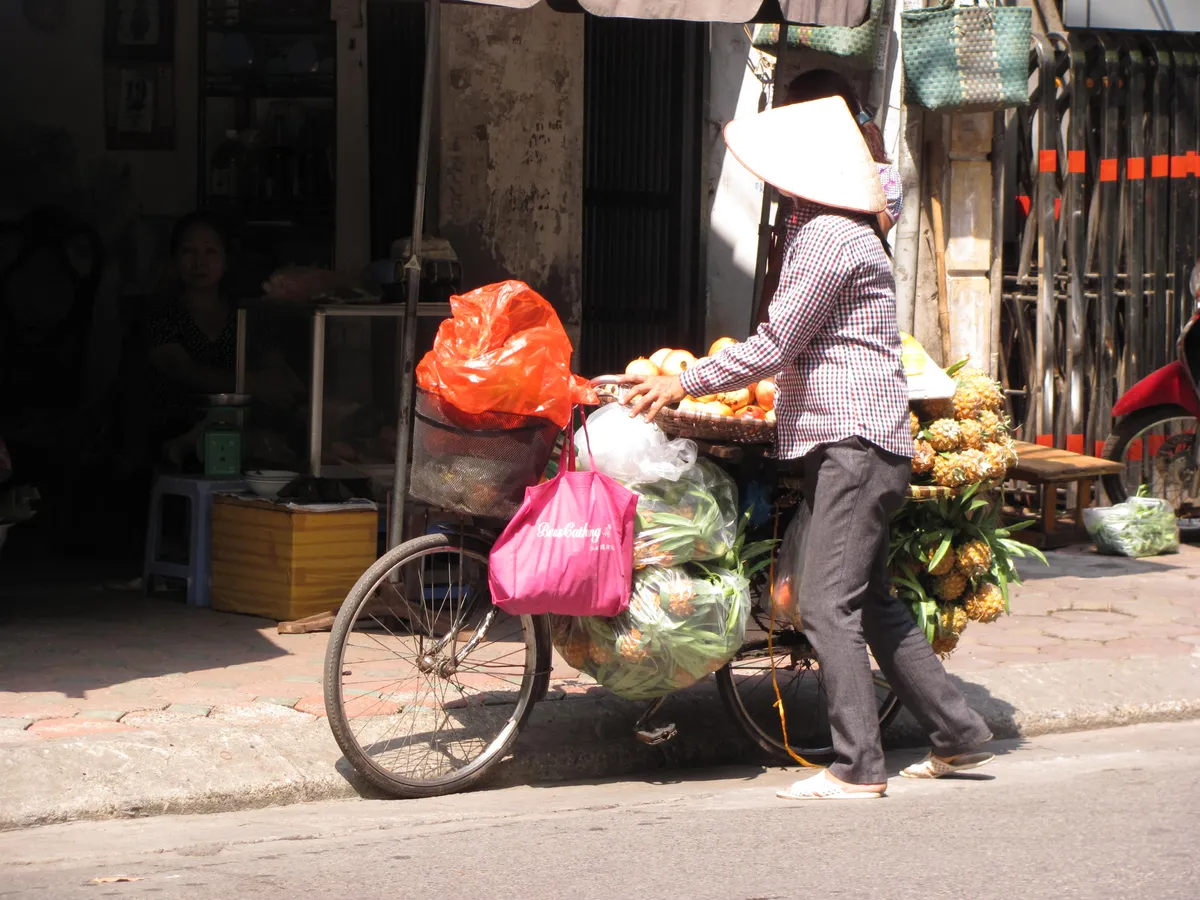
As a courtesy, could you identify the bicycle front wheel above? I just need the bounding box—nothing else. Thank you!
[323,532,551,799]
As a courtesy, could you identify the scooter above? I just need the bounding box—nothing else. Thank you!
[1101,259,1200,535]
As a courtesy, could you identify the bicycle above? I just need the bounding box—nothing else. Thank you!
[322,439,900,799]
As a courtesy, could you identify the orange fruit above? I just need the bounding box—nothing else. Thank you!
[660,350,697,376]
[709,337,738,356]
[755,378,776,412]
[625,358,660,379]
[738,405,767,420]
[718,388,752,411]
[649,348,673,370]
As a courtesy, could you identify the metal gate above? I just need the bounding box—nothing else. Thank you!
[579,15,705,375]
[999,32,1200,454]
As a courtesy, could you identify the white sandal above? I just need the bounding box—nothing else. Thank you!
[900,751,995,779]
[776,770,884,801]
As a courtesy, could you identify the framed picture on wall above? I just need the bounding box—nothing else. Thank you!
[104,0,175,61]
[104,64,176,150]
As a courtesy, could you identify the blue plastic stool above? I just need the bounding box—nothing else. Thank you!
[143,475,245,607]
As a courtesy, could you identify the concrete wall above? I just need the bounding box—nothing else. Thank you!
[702,24,769,344]
[437,3,584,335]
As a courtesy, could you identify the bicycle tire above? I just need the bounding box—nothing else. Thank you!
[716,636,901,764]
[323,531,552,799]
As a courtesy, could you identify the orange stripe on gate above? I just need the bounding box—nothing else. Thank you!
[1128,438,1143,462]
[1100,159,1119,182]
[1016,195,1032,217]
[1067,150,1087,174]
[1171,155,1191,178]
[1148,433,1168,458]
[1066,434,1084,454]
[1095,440,1106,459]
[1127,158,1146,180]
[1040,149,1059,173]
[1152,155,1170,178]
[1035,434,1054,448]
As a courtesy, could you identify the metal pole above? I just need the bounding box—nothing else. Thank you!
[389,0,441,550]
[748,28,787,334]
[309,311,326,478]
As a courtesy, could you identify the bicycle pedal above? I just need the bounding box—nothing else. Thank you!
[634,723,678,746]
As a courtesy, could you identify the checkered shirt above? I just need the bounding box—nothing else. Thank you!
[681,200,912,461]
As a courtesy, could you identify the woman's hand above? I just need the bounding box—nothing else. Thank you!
[621,373,687,422]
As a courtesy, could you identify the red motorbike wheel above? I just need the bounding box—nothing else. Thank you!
[1101,404,1200,537]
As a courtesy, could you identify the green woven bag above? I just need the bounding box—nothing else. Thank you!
[752,0,884,71]
[901,0,1031,112]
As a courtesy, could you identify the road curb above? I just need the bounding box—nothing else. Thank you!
[2,655,1198,831]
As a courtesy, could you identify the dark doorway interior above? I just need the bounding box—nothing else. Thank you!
[579,15,706,375]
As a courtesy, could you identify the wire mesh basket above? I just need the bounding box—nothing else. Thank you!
[408,391,560,520]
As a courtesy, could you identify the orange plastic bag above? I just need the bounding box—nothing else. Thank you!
[416,280,596,429]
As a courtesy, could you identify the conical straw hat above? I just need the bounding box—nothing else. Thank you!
[723,96,885,215]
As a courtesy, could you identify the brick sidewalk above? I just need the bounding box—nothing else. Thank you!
[1,545,1198,744]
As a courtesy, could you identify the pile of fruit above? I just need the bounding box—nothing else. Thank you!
[894,350,1044,655]
[624,339,776,422]
[889,483,1044,656]
[910,362,1018,488]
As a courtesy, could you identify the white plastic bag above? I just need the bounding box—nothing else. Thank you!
[769,504,809,627]
[578,403,697,484]
[1083,495,1180,558]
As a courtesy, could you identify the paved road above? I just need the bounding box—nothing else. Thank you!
[3,722,1197,900]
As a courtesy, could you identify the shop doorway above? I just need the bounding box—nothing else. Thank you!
[579,15,706,375]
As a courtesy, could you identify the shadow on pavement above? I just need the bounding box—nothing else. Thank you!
[0,565,288,699]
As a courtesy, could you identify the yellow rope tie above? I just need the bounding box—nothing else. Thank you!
[767,505,820,769]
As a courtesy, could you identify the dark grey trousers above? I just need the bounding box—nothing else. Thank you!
[795,437,991,784]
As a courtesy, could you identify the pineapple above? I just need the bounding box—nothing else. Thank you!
[956,365,988,381]
[926,418,962,453]
[910,411,921,439]
[952,381,985,421]
[590,641,614,665]
[932,571,968,603]
[918,398,956,421]
[927,545,957,577]
[617,629,648,662]
[957,448,991,484]
[978,409,1004,441]
[972,376,1006,412]
[931,633,960,656]
[959,419,986,451]
[933,453,970,488]
[559,634,591,670]
[941,605,969,635]
[956,539,993,578]
[964,582,1006,623]
[667,587,697,618]
[982,442,1010,481]
[912,440,936,476]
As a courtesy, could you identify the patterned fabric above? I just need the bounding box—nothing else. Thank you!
[681,201,911,461]
[146,298,237,434]
[879,162,903,224]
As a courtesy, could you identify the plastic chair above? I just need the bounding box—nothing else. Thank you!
[143,474,245,607]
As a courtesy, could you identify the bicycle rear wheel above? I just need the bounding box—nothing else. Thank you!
[716,628,900,764]
[323,531,551,798]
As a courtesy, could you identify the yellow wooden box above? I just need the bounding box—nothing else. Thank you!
[210,495,378,621]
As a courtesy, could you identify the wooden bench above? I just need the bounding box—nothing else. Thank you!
[1007,441,1124,549]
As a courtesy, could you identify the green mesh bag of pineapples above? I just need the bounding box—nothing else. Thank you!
[895,356,1046,656]
[550,565,751,701]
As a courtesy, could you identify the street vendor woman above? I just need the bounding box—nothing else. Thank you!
[624,97,994,800]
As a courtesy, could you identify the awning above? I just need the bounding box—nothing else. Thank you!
[459,0,873,27]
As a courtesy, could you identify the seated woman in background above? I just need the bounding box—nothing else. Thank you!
[148,212,301,466]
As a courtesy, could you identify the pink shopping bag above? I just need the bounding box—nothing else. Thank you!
[488,415,636,617]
